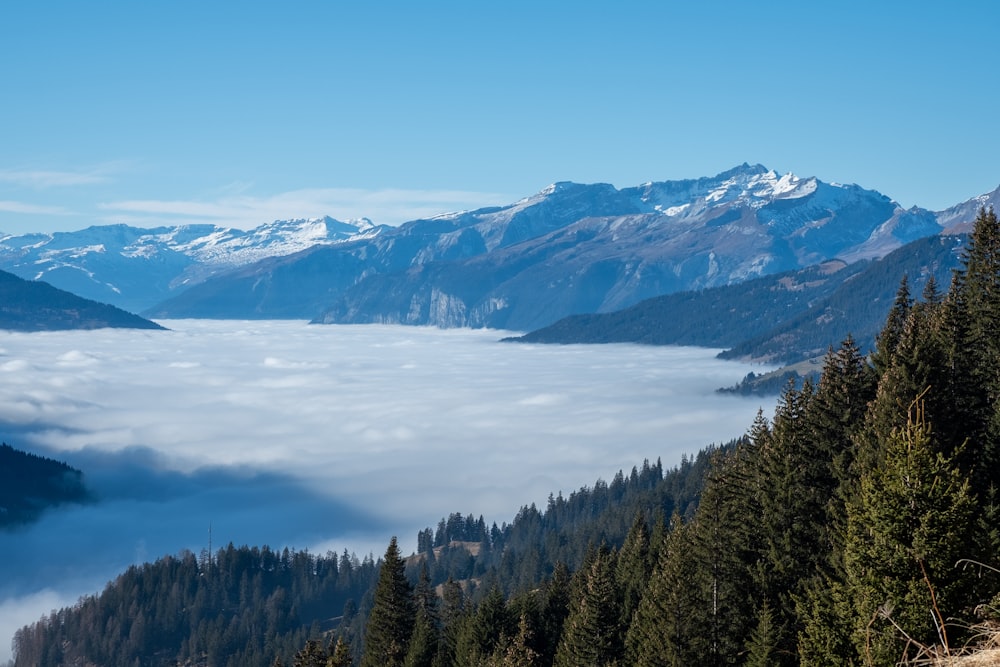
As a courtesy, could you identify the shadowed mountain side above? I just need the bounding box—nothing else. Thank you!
[0,443,90,528]
[0,443,388,597]
[718,235,963,362]
[0,270,165,331]
[508,234,965,364]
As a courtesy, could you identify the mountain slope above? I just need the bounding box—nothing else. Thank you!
[153,164,951,330]
[0,217,380,313]
[0,443,90,528]
[509,234,965,364]
[0,269,165,331]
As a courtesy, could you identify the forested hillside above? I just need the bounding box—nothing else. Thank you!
[13,209,1000,666]
[13,451,719,666]
[0,269,165,331]
[0,443,90,527]
[511,233,964,365]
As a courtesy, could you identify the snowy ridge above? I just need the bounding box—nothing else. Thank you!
[0,216,382,313]
[3,163,997,327]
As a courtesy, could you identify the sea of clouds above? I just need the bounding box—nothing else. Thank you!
[0,320,775,662]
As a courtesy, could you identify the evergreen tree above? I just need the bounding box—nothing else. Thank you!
[537,562,571,666]
[362,537,415,667]
[432,578,465,667]
[293,639,328,667]
[871,276,911,378]
[553,545,623,667]
[625,513,707,666]
[329,638,354,667]
[843,400,977,664]
[614,512,652,632]
[404,565,439,667]
[454,586,512,667]
[756,378,823,663]
[744,600,779,667]
[483,613,540,667]
[945,206,1000,496]
[686,438,762,664]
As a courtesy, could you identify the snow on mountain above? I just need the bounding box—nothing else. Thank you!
[154,164,963,330]
[3,164,995,329]
[0,216,381,313]
[935,183,1000,233]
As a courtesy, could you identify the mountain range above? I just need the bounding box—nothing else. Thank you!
[2,164,998,338]
[0,217,380,314]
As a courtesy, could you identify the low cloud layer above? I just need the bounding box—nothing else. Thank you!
[0,321,774,661]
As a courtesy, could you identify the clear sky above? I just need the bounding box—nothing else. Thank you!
[2,1,998,234]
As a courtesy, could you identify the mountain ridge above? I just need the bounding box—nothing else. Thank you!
[3,165,998,332]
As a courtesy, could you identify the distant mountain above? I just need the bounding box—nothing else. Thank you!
[0,443,90,528]
[149,164,960,330]
[509,234,965,364]
[0,217,381,313]
[0,269,165,331]
[4,166,993,332]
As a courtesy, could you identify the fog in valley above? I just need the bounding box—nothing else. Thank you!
[0,321,776,660]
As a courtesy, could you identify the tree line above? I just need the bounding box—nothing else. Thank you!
[13,209,1000,665]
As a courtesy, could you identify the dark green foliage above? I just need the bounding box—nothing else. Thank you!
[454,587,512,666]
[362,537,415,667]
[12,544,378,667]
[293,639,330,667]
[553,545,623,667]
[330,638,354,667]
[513,234,964,364]
[843,401,977,664]
[624,514,707,666]
[0,442,90,527]
[744,601,779,667]
[404,565,439,667]
[0,268,165,331]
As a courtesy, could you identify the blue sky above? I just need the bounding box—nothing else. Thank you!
[2,2,998,234]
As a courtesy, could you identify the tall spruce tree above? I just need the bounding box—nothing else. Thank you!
[625,513,708,666]
[615,512,652,632]
[756,378,823,663]
[362,537,415,667]
[686,442,762,664]
[553,545,623,667]
[404,565,439,667]
[945,206,1000,496]
[843,400,977,664]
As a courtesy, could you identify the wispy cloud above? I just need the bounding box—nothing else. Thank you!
[0,168,112,189]
[0,200,72,215]
[100,187,513,228]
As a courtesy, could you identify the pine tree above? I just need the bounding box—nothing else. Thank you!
[454,586,511,667]
[871,276,912,378]
[329,638,354,667]
[945,206,1000,496]
[744,600,779,667]
[293,639,328,667]
[756,378,822,663]
[843,400,977,664]
[483,613,540,667]
[625,513,708,666]
[361,537,414,667]
[553,545,623,667]
[537,562,571,666]
[615,512,652,632]
[404,565,439,667]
